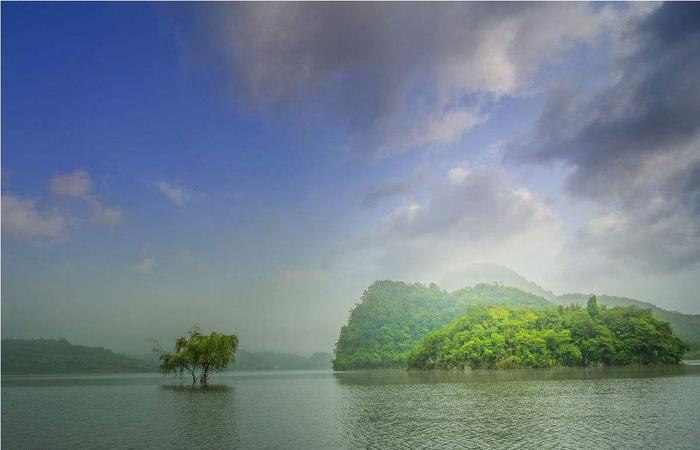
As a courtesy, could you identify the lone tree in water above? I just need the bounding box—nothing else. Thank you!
[154,327,238,386]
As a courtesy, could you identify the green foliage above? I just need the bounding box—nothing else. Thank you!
[408,305,689,369]
[1,338,155,374]
[587,295,599,318]
[155,327,238,385]
[333,281,551,369]
[555,293,700,356]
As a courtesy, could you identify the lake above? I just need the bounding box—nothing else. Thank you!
[3,365,700,449]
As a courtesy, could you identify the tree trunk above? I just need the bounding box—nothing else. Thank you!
[200,364,209,387]
[185,365,196,385]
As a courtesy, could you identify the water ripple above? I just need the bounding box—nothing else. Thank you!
[3,366,699,449]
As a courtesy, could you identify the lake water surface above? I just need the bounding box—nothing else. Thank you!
[3,365,700,449]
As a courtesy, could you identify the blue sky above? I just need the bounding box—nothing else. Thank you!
[3,3,699,354]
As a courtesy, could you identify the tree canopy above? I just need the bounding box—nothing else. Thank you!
[333,281,551,369]
[407,304,689,369]
[334,281,693,370]
[555,293,700,358]
[155,327,239,385]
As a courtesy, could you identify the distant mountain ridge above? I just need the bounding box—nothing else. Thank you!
[231,350,332,370]
[1,339,333,375]
[442,264,556,299]
[1,338,156,375]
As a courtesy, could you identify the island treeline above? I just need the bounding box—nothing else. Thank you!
[334,281,693,370]
[554,293,700,358]
[408,300,688,369]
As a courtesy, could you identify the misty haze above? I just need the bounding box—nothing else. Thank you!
[2,2,700,449]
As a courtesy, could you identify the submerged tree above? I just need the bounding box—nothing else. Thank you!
[153,327,238,386]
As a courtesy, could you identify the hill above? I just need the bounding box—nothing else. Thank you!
[442,264,556,299]
[333,281,552,369]
[1,338,155,375]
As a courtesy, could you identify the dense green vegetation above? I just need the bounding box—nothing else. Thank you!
[232,351,332,370]
[1,338,155,374]
[333,281,551,369]
[155,326,238,385]
[408,298,688,369]
[555,294,700,357]
[334,280,696,370]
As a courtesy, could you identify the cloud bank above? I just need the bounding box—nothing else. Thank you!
[338,166,562,285]
[508,3,700,273]
[205,2,614,157]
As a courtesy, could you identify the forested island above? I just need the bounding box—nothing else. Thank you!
[408,301,687,369]
[334,281,696,370]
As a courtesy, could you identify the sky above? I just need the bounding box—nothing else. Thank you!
[2,2,699,355]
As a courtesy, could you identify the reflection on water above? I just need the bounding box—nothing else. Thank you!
[161,383,239,447]
[334,366,700,448]
[159,383,232,392]
[3,366,699,449]
[333,363,699,385]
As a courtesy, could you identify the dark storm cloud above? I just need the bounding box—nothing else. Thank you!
[204,2,610,157]
[508,3,700,271]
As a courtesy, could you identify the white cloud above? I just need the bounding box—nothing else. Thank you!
[50,170,92,198]
[380,108,486,155]
[421,109,484,146]
[156,181,190,207]
[128,257,158,274]
[3,170,124,243]
[582,214,627,238]
[447,166,469,185]
[1,193,68,240]
[49,170,125,226]
[92,205,124,225]
[335,166,563,284]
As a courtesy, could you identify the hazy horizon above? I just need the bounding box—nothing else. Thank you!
[3,2,699,355]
